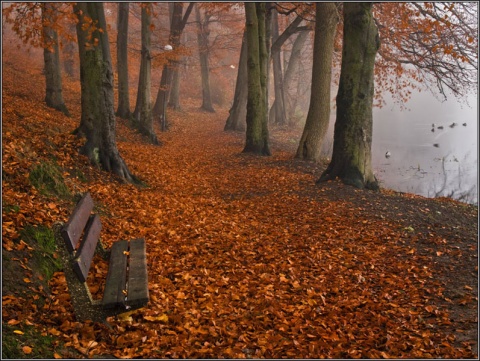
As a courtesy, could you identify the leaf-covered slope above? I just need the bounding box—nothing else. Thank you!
[2,54,477,358]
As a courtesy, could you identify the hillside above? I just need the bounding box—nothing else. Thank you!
[2,49,478,358]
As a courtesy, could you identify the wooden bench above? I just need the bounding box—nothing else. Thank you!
[54,192,149,324]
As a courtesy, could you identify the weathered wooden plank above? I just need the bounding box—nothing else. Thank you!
[102,240,128,309]
[126,238,149,308]
[61,193,94,252]
[72,214,101,282]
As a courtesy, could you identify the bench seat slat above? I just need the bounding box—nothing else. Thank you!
[72,214,102,282]
[102,240,128,309]
[62,193,94,252]
[126,238,149,307]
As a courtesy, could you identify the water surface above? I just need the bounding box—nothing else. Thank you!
[372,92,478,204]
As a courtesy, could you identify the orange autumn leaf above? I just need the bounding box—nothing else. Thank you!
[1,7,477,358]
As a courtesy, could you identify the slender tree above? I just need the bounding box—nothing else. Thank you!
[195,4,215,112]
[74,2,137,183]
[283,29,310,122]
[61,21,77,78]
[169,60,182,110]
[318,3,379,190]
[116,2,130,119]
[268,12,306,126]
[42,3,70,117]
[132,3,158,145]
[269,8,286,125]
[243,2,270,155]
[152,2,194,128]
[295,3,338,161]
[224,30,248,132]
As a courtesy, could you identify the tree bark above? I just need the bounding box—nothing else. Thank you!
[168,61,181,110]
[224,30,247,132]
[243,2,270,155]
[74,2,137,183]
[195,4,215,113]
[62,22,77,78]
[318,3,379,190]
[284,29,309,122]
[116,2,130,119]
[42,3,70,116]
[132,4,158,145]
[153,2,194,127]
[269,8,287,125]
[296,3,338,161]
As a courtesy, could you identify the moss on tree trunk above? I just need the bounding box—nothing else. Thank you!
[318,3,379,190]
[74,3,137,183]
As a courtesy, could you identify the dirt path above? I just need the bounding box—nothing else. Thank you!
[113,103,478,358]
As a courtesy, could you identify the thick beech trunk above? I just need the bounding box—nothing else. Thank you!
[243,2,270,155]
[224,31,247,132]
[296,3,338,161]
[74,3,137,183]
[132,4,158,145]
[195,5,215,113]
[42,3,69,116]
[116,2,130,119]
[318,3,379,190]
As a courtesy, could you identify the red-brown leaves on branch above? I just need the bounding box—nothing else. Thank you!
[373,2,478,105]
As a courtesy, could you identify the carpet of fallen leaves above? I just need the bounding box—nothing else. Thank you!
[2,51,478,359]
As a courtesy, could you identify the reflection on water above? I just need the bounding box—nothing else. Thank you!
[372,92,478,205]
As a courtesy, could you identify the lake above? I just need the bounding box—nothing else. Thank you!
[320,91,478,205]
[372,91,478,205]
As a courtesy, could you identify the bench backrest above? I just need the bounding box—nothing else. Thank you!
[61,193,102,282]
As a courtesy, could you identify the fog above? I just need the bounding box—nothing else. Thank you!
[372,91,478,204]
[319,89,478,205]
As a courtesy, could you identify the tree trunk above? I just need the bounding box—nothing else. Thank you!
[296,3,338,161]
[132,4,158,145]
[116,2,130,119]
[74,2,137,183]
[269,8,287,125]
[167,4,180,111]
[42,3,70,116]
[168,61,181,110]
[243,2,270,155]
[155,65,172,131]
[153,3,194,126]
[318,3,379,190]
[168,16,181,110]
[62,22,77,78]
[284,29,309,122]
[195,5,215,113]
[224,30,247,132]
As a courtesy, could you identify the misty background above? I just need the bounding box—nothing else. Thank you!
[320,88,478,205]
